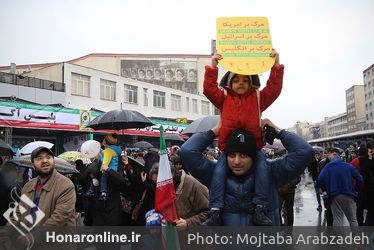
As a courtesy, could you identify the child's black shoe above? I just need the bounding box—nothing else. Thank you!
[99,192,107,201]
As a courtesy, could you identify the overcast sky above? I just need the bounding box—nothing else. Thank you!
[1,0,373,128]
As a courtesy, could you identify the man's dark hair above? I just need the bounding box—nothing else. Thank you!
[358,144,367,157]
[327,147,340,155]
[367,140,374,149]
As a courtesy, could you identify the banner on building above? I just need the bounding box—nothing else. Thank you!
[0,101,188,137]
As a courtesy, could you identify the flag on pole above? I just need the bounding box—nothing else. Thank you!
[155,126,179,223]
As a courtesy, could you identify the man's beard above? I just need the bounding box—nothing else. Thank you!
[35,166,54,177]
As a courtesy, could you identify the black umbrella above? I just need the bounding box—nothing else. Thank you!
[0,139,15,156]
[87,109,154,130]
[181,115,220,136]
[165,134,185,142]
[133,141,153,149]
[127,156,145,174]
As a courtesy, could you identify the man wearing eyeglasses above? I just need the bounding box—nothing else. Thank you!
[11,146,76,227]
[1,146,76,249]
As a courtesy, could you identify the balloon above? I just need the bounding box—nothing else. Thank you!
[80,140,101,158]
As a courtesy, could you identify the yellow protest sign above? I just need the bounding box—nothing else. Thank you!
[216,17,275,75]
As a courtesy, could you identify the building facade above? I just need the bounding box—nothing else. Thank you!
[364,64,374,129]
[326,112,348,137]
[0,53,214,122]
[346,85,365,133]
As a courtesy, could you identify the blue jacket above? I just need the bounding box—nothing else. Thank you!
[100,145,122,171]
[180,129,314,226]
[317,156,363,200]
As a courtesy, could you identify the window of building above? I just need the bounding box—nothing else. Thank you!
[214,106,220,115]
[124,84,138,104]
[100,79,116,101]
[192,99,198,113]
[153,90,165,108]
[71,73,90,97]
[186,97,190,113]
[171,94,182,111]
[201,100,210,115]
[143,88,148,106]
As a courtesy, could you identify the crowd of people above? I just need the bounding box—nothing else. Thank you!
[0,120,316,229]
[308,143,374,226]
[1,50,373,249]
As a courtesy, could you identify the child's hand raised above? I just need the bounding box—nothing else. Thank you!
[211,54,223,68]
[270,49,280,66]
[212,117,222,137]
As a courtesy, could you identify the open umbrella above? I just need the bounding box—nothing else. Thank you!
[127,155,145,174]
[19,141,54,155]
[181,115,220,136]
[0,139,15,156]
[164,134,185,142]
[58,151,91,164]
[10,155,79,174]
[87,109,154,130]
[133,141,153,149]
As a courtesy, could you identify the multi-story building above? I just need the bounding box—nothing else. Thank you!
[326,112,348,137]
[364,64,374,129]
[346,85,365,133]
[0,53,217,150]
[0,53,213,121]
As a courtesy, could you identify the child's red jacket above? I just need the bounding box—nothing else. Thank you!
[203,64,284,151]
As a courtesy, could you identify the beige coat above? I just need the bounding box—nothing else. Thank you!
[11,169,76,227]
[175,170,209,226]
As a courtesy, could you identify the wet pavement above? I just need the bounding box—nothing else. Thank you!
[293,172,325,226]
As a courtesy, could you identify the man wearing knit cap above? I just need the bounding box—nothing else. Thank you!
[203,51,283,225]
[180,119,314,226]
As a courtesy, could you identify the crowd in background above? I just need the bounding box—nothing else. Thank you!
[1,137,373,228]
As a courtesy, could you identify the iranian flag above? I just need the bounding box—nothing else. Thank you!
[155,126,179,223]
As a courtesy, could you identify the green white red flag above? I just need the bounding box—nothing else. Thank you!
[155,126,178,223]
